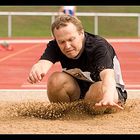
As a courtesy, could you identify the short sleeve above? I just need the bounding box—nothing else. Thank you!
[40,40,60,63]
[94,45,114,73]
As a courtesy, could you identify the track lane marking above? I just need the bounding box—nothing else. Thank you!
[0,43,42,63]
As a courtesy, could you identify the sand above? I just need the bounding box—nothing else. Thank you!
[0,90,139,134]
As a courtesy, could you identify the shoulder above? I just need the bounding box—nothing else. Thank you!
[84,32,115,57]
[85,32,112,49]
[48,39,58,46]
[85,32,108,44]
[47,39,60,48]
[47,39,61,52]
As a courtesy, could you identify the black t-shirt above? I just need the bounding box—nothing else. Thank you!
[40,32,125,89]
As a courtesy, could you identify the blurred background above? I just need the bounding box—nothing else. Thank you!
[0,6,140,90]
[0,6,140,38]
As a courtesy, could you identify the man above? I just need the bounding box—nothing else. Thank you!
[27,15,127,112]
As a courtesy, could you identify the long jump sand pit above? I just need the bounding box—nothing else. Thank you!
[0,90,140,134]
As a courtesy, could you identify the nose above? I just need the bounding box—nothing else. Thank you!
[65,42,71,49]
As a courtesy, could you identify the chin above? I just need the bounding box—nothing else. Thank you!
[66,54,76,59]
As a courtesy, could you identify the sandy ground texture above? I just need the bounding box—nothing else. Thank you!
[0,90,140,134]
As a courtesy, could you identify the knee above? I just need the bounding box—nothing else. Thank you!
[84,81,102,102]
[47,72,66,88]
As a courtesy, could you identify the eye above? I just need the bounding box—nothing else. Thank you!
[58,40,65,45]
[69,37,75,42]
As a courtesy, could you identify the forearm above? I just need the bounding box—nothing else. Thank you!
[37,59,53,73]
[100,69,117,100]
[101,76,116,100]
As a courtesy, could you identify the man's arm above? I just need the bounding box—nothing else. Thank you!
[27,60,53,84]
[95,69,123,109]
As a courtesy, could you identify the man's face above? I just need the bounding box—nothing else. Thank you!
[54,23,84,59]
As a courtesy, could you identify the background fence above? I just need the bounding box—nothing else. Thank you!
[0,12,140,37]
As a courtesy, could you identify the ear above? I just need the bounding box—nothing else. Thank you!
[80,30,84,37]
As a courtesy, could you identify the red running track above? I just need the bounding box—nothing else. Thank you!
[0,39,140,90]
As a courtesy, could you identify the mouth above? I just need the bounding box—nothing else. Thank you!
[65,49,77,58]
[66,49,74,54]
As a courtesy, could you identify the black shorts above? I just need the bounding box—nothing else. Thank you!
[116,87,127,105]
[76,79,127,104]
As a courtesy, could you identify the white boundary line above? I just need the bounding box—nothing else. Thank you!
[0,89,140,92]
[107,39,140,43]
[0,89,140,100]
[0,89,47,92]
[21,84,47,88]
[21,83,140,90]
[0,39,50,44]
[0,39,140,44]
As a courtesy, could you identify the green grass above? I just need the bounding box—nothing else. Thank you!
[0,6,140,38]
[12,16,52,37]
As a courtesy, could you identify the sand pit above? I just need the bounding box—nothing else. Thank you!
[0,90,140,134]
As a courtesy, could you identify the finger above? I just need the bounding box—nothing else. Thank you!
[41,73,45,78]
[95,100,108,106]
[32,72,40,82]
[95,101,124,110]
[28,74,38,83]
[95,102,101,106]
[35,72,42,82]
[114,103,124,110]
[105,102,124,110]
[27,77,32,84]
[36,72,45,81]
[27,77,34,84]
[95,102,103,107]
